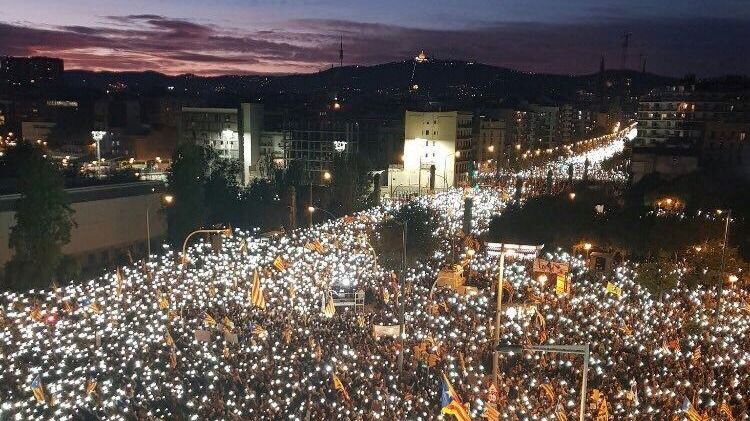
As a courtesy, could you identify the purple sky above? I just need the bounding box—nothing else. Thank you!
[1,0,748,76]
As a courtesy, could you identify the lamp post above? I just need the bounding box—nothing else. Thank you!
[308,206,337,222]
[387,219,408,378]
[146,194,174,260]
[496,344,590,421]
[180,227,232,265]
[716,209,732,319]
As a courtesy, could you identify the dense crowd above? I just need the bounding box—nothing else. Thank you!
[1,176,749,420]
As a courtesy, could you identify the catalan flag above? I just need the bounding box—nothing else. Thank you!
[691,347,702,365]
[332,373,351,402]
[165,330,174,347]
[720,400,735,421]
[252,323,268,338]
[540,383,555,404]
[323,294,336,318]
[29,306,43,322]
[250,270,266,310]
[31,374,45,403]
[304,240,326,254]
[555,401,568,421]
[441,373,472,421]
[482,404,499,421]
[89,302,102,314]
[85,378,97,396]
[204,312,217,328]
[681,397,707,421]
[273,256,288,272]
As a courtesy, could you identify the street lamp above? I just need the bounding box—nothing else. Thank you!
[716,208,732,319]
[146,194,174,260]
[386,218,408,378]
[308,206,337,221]
[496,344,590,421]
[180,227,232,265]
[569,192,576,201]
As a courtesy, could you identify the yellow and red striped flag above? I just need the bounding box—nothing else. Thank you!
[273,256,288,272]
[332,373,351,402]
[250,270,266,310]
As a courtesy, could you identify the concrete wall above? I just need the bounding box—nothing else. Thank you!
[0,182,167,274]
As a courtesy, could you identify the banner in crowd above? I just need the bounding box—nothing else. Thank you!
[372,324,400,339]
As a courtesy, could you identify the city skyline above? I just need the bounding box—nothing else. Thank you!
[1,0,749,77]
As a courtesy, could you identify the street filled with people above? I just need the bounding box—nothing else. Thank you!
[1,163,750,419]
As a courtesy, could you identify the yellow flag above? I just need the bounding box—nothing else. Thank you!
[204,312,216,327]
[158,294,169,310]
[606,282,622,297]
[250,270,267,310]
[323,294,336,317]
[273,256,288,272]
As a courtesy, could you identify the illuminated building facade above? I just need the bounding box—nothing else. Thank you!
[388,110,473,193]
[282,118,360,182]
[180,103,263,184]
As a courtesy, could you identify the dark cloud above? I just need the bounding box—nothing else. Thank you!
[0,15,747,76]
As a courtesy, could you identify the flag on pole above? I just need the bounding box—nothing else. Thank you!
[681,396,706,421]
[250,270,266,310]
[332,373,351,402]
[273,256,288,272]
[31,374,45,403]
[116,267,124,295]
[441,373,472,421]
[323,294,336,317]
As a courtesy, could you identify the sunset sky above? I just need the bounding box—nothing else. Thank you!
[1,0,748,76]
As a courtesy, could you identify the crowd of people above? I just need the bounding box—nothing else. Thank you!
[0,179,749,420]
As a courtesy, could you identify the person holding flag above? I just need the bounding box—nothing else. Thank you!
[250,269,266,310]
[332,373,351,403]
[30,374,45,403]
[441,373,471,421]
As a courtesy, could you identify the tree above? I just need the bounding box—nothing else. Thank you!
[634,254,679,297]
[204,156,241,227]
[328,154,372,216]
[4,143,76,290]
[373,203,439,271]
[166,144,210,245]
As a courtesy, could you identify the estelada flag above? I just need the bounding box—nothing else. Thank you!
[31,374,45,403]
[250,270,266,310]
[440,373,471,421]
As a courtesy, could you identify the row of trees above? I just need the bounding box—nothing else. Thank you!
[165,144,376,246]
[2,143,77,290]
[488,171,750,291]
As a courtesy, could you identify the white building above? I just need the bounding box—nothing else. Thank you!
[180,103,263,184]
[387,111,473,195]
